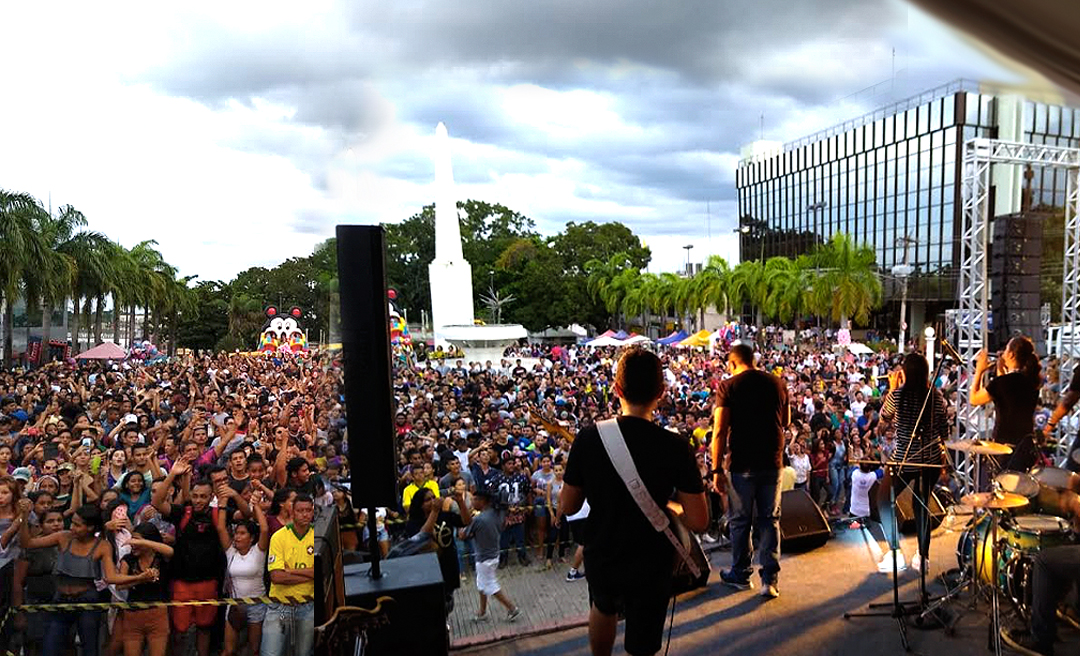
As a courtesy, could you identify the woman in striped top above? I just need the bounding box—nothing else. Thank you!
[877,353,950,574]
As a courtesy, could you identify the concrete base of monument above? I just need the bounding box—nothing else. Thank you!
[438,324,528,364]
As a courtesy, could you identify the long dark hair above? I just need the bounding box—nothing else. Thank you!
[409,488,435,524]
[900,353,930,394]
[1005,336,1041,388]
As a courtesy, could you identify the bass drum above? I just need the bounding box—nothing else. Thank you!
[955,515,1003,586]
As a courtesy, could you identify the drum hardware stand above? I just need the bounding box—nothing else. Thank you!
[844,353,953,651]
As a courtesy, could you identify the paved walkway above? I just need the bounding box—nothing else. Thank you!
[449,555,591,647]
[450,526,1080,655]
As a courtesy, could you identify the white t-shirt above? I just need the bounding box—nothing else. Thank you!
[850,469,878,518]
[850,400,866,418]
[227,544,267,598]
[791,454,811,485]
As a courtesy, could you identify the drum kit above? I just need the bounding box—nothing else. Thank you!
[940,439,1080,654]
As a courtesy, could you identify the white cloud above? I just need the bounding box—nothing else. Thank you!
[0,0,1041,288]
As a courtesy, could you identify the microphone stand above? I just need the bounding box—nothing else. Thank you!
[843,349,953,650]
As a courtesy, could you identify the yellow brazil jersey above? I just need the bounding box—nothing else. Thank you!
[268,523,315,599]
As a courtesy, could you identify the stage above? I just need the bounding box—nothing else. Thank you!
[449,524,1080,655]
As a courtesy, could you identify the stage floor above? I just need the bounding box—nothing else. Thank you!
[450,524,1080,655]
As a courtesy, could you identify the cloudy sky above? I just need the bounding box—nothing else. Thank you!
[0,1,1036,283]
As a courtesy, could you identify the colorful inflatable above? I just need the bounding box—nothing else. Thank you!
[128,340,167,364]
[258,306,309,355]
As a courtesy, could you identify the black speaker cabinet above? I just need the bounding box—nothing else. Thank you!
[344,553,448,656]
[895,483,946,531]
[336,225,399,508]
[314,505,344,627]
[779,489,831,551]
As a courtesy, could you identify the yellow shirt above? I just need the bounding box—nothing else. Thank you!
[401,480,440,511]
[267,523,315,599]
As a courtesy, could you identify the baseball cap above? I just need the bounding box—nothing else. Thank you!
[123,413,138,425]
[57,462,75,472]
[11,409,28,422]
[12,467,31,482]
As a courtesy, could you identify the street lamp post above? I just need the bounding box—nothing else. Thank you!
[893,234,917,351]
[806,201,827,239]
[683,244,694,276]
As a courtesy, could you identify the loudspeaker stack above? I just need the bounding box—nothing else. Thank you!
[990,213,1045,354]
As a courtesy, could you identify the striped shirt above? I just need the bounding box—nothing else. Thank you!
[881,386,949,472]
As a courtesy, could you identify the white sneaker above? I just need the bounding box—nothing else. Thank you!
[701,533,718,544]
[911,553,928,574]
[877,550,907,574]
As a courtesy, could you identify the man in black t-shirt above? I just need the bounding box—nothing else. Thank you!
[712,343,789,598]
[561,348,707,656]
[151,459,227,656]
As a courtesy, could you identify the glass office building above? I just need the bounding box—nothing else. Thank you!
[734,79,1080,325]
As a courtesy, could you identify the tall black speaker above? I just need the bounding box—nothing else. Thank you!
[336,226,399,508]
[314,505,344,626]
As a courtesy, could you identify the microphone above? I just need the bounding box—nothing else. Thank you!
[939,339,963,363]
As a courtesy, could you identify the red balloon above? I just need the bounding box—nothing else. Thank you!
[388,289,397,300]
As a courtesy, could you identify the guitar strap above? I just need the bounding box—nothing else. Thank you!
[596,418,702,579]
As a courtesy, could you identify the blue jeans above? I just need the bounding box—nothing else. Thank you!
[728,470,782,585]
[260,601,313,656]
[500,523,527,560]
[456,538,475,573]
[829,462,846,506]
[43,588,103,656]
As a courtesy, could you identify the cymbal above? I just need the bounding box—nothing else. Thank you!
[944,440,1014,456]
[960,492,1030,509]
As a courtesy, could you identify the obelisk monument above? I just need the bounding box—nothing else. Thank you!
[428,122,475,344]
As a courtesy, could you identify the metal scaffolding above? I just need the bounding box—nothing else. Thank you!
[955,138,1080,484]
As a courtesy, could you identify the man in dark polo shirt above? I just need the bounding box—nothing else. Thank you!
[711,343,789,598]
[560,348,707,656]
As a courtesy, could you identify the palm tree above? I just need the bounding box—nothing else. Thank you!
[33,206,93,349]
[671,274,696,332]
[66,231,115,354]
[621,275,650,335]
[125,240,173,346]
[584,252,635,329]
[762,255,812,325]
[692,255,732,328]
[0,191,48,366]
[809,233,883,328]
[644,273,681,333]
[729,260,767,326]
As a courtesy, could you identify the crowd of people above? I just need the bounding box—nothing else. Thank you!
[2,322,1074,656]
[0,352,327,656]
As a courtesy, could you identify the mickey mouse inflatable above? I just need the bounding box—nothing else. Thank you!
[257,306,309,354]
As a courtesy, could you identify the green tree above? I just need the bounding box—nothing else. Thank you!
[762,255,812,325]
[176,281,230,352]
[0,191,49,366]
[694,255,733,325]
[22,205,81,351]
[808,233,882,328]
[729,260,767,327]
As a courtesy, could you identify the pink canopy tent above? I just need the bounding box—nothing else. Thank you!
[76,342,127,360]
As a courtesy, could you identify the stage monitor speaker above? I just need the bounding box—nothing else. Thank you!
[314,506,344,627]
[779,489,831,551]
[895,483,946,532]
[344,553,448,656]
[336,225,399,508]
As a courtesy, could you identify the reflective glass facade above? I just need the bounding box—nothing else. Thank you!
[735,83,1080,303]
